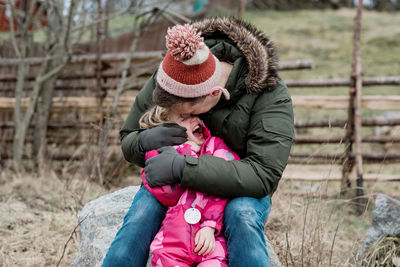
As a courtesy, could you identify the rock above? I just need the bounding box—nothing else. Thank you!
[358,194,400,257]
[71,186,282,267]
[70,186,140,267]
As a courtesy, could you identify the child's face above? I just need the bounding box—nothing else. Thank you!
[169,113,205,146]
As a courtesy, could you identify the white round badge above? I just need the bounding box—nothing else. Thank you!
[184,208,201,224]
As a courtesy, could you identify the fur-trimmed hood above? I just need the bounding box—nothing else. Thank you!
[191,17,278,93]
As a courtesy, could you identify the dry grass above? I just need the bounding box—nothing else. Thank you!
[266,174,400,267]
[362,237,400,266]
[0,168,109,266]
[0,141,142,266]
[267,182,367,266]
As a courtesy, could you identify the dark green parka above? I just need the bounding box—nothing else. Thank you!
[120,17,294,199]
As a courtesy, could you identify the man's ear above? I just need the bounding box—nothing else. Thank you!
[210,88,221,97]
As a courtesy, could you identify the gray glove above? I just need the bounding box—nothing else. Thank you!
[138,124,187,152]
[144,146,185,187]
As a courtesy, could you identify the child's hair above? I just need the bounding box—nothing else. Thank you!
[139,105,173,129]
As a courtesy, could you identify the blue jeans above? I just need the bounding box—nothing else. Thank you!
[102,186,271,266]
[224,195,271,267]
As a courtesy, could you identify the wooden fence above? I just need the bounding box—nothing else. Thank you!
[1,52,399,175]
[0,52,316,158]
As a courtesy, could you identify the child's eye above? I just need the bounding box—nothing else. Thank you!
[180,113,190,119]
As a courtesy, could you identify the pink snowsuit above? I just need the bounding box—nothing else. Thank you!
[141,122,240,267]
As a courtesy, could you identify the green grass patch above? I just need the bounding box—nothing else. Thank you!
[243,9,400,80]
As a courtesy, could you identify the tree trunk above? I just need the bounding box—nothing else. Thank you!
[238,0,246,19]
[32,61,58,163]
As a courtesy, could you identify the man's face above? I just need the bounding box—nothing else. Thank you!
[170,93,220,118]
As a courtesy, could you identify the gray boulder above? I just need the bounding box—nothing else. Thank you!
[358,194,400,257]
[71,186,282,267]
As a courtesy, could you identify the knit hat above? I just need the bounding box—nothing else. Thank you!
[156,24,230,100]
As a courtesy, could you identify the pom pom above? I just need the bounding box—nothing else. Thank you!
[166,24,204,61]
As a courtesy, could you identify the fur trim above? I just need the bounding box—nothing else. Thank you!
[191,17,278,93]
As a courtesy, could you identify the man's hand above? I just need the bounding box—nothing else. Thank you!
[144,146,185,187]
[139,124,187,152]
[194,227,216,256]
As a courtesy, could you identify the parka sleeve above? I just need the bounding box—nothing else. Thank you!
[180,80,294,198]
[120,72,157,168]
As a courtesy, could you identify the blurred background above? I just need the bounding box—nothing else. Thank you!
[0,0,399,266]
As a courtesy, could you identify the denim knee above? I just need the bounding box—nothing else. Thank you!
[224,197,270,233]
[224,197,271,267]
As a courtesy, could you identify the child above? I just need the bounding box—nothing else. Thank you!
[139,105,240,267]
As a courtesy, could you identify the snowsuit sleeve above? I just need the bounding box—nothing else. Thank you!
[141,150,185,207]
[200,197,227,236]
[142,143,197,207]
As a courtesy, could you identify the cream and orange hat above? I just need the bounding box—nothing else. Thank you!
[156,24,230,100]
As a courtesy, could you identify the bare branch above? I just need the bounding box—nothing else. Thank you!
[38,60,69,83]
[21,0,38,37]
[71,5,134,32]
[73,0,89,44]
[56,214,89,267]
[162,7,191,23]
[71,2,168,33]
[63,0,76,52]
[30,0,47,32]
[6,0,21,58]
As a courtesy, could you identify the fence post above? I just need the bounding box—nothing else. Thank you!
[341,1,364,206]
[341,95,354,195]
[352,0,365,215]
[342,0,364,213]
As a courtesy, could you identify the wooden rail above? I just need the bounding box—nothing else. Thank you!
[0,96,135,112]
[3,133,400,146]
[2,118,399,130]
[295,118,400,128]
[286,76,400,87]
[283,173,400,182]
[289,152,400,164]
[2,95,400,112]
[292,95,400,110]
[3,75,399,87]
[0,51,164,67]
[0,52,313,70]
[2,151,400,165]
[294,135,400,144]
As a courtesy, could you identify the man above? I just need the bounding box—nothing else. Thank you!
[103,17,294,267]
